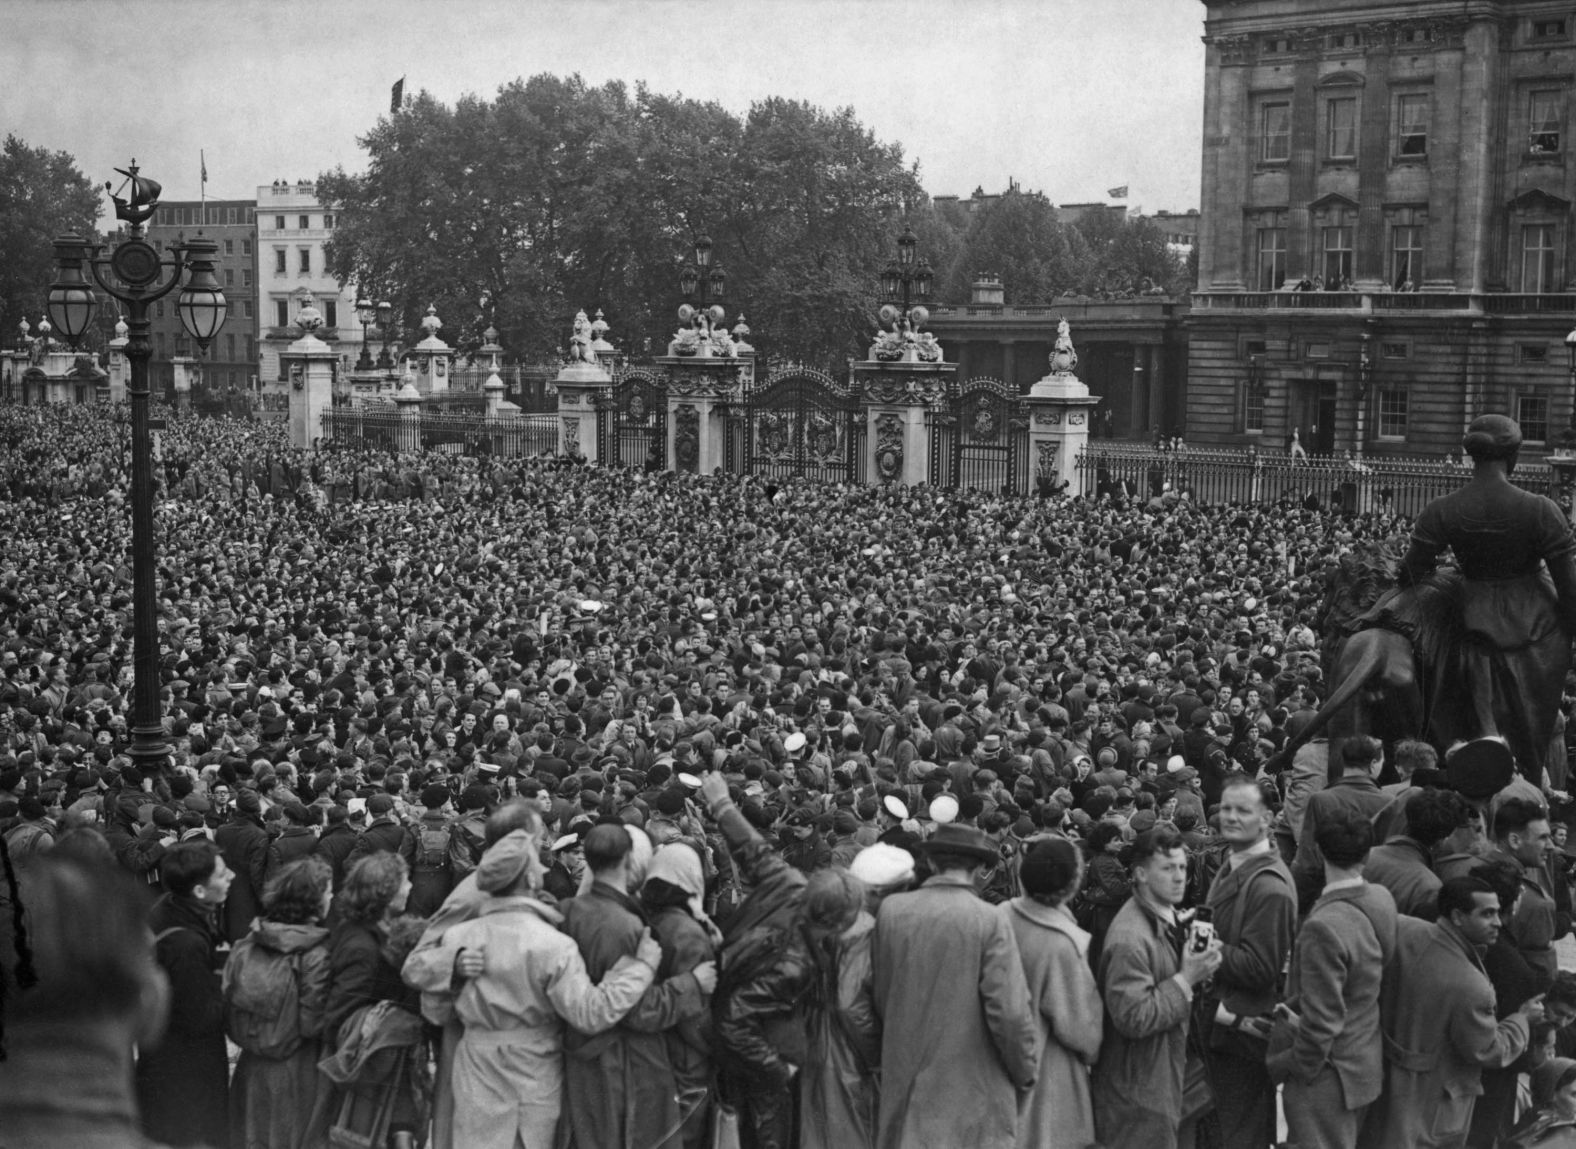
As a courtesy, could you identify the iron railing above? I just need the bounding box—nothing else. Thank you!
[1076,445,1555,517]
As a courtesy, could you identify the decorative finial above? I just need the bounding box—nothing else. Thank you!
[421,305,441,337]
[296,303,324,334]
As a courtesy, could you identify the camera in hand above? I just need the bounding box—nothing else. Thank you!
[1187,906,1215,954]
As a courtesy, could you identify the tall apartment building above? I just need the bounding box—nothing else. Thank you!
[1191,0,1576,456]
[143,199,259,396]
[256,181,365,407]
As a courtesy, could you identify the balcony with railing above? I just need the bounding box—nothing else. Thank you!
[1193,290,1576,316]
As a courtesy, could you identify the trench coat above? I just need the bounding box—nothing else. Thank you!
[1005,897,1103,1149]
[871,873,1039,1149]
[1091,894,1193,1149]
[411,894,656,1149]
[1362,916,1531,1149]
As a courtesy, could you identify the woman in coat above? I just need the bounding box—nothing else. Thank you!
[409,830,660,1149]
[1007,837,1104,1149]
[642,841,722,1148]
[224,856,333,1149]
[798,868,882,1149]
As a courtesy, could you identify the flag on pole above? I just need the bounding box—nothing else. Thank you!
[1107,185,1129,199]
[201,150,207,184]
[391,77,405,114]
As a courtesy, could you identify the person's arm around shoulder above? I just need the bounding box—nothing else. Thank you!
[543,926,661,1036]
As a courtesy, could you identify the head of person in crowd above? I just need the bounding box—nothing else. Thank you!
[337,852,411,925]
[1405,787,1474,850]
[1494,798,1553,870]
[261,856,334,926]
[1129,824,1190,911]
[1546,971,1576,1030]
[1217,773,1271,854]
[583,822,635,893]
[917,823,1000,885]
[796,867,866,943]
[1438,875,1502,950]
[1314,806,1372,876]
[161,839,234,907]
[1018,835,1083,910]
[1338,734,1384,779]
[1392,738,1438,783]
[849,843,916,911]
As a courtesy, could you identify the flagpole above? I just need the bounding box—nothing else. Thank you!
[200,149,207,228]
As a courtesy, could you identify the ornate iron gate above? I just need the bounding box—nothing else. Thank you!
[930,377,1027,493]
[744,366,863,484]
[598,370,667,470]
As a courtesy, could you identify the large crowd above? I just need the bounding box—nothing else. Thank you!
[3,402,1576,1149]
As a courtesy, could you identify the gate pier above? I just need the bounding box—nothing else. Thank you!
[554,310,614,462]
[854,363,952,485]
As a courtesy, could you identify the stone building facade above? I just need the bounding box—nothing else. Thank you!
[1191,0,1576,457]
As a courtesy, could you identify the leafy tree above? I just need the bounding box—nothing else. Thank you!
[1069,210,1186,297]
[0,135,102,348]
[941,189,1086,305]
[320,78,922,370]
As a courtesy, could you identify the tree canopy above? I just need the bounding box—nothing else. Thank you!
[0,135,102,347]
[320,76,924,370]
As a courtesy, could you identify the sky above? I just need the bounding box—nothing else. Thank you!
[5,0,1207,223]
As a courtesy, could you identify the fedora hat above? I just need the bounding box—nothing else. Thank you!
[916,823,999,866]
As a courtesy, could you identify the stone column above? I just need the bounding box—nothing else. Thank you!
[1023,321,1099,495]
[1000,340,1018,390]
[553,357,612,463]
[107,319,129,404]
[393,382,423,453]
[483,371,506,417]
[284,319,339,449]
[170,356,197,411]
[408,305,452,396]
[1147,344,1165,436]
[662,359,743,474]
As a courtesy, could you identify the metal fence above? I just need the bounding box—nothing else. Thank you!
[1076,444,1555,516]
[322,406,559,457]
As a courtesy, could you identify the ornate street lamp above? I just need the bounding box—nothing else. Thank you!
[376,300,394,369]
[678,233,728,343]
[47,162,228,774]
[875,224,935,357]
[355,297,375,369]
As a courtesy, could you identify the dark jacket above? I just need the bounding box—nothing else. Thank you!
[266,825,319,883]
[215,812,270,943]
[135,894,229,1148]
[314,823,360,890]
[345,816,414,871]
[323,918,417,1042]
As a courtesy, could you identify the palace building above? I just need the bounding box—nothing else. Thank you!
[1190,0,1576,456]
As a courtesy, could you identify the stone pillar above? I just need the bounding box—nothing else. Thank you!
[484,371,506,417]
[284,315,339,449]
[1147,344,1165,436]
[394,382,423,453]
[1000,340,1018,390]
[107,319,129,404]
[1023,320,1100,495]
[553,358,612,463]
[170,356,197,411]
[408,305,452,396]
[855,368,953,485]
[662,360,743,474]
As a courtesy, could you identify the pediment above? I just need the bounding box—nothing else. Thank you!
[1508,188,1572,213]
[1316,70,1365,88]
[1308,192,1361,212]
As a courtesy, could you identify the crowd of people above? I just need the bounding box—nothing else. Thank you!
[2,402,1576,1149]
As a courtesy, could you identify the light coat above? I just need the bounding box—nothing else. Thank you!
[1005,897,1103,1149]
[872,874,1039,1149]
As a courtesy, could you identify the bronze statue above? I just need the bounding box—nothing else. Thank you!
[1398,414,1576,780]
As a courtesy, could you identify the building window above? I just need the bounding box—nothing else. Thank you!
[1261,101,1291,162]
[323,300,337,328]
[224,239,234,255]
[299,214,310,230]
[275,299,289,327]
[1396,93,1429,157]
[324,213,335,229]
[274,248,286,274]
[274,215,285,231]
[246,208,255,223]
[243,300,254,318]
[1391,225,1423,289]
[1327,97,1357,159]
[226,334,236,360]
[1522,224,1558,292]
[1329,30,1360,50]
[246,336,256,361]
[1530,89,1563,154]
[1521,345,1550,364]
[1533,18,1568,39]
[1244,386,1265,433]
[243,239,252,255]
[298,248,311,273]
[1381,341,1410,359]
[224,269,234,287]
[243,269,252,287]
[1263,37,1291,54]
[227,208,237,224]
[1377,389,1408,439]
[1257,227,1287,290]
[1323,226,1354,284]
[1519,392,1550,443]
[1305,341,1331,359]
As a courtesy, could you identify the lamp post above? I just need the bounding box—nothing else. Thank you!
[879,225,935,332]
[1554,326,1576,518]
[47,162,228,774]
[355,296,375,370]
[376,300,394,369]
[678,234,728,342]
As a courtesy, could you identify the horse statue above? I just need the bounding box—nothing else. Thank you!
[1273,540,1469,768]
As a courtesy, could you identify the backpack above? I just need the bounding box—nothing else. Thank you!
[413,823,453,874]
[221,936,307,1059]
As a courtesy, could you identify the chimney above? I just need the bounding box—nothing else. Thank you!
[971,274,1005,307]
